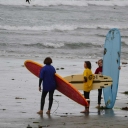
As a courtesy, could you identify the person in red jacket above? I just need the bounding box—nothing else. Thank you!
[95,59,103,108]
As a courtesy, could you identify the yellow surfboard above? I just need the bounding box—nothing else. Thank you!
[64,74,112,90]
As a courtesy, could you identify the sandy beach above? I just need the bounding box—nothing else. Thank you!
[0,57,128,128]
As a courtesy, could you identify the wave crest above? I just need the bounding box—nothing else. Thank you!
[0,42,104,49]
[1,24,128,32]
[23,42,64,48]
[0,0,128,7]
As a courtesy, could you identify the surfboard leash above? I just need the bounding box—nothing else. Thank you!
[52,99,59,115]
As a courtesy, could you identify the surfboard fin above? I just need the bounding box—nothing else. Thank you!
[111,84,113,89]
[118,52,120,57]
[104,48,107,55]
[117,59,118,64]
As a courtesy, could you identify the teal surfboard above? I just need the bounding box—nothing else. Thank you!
[103,28,121,108]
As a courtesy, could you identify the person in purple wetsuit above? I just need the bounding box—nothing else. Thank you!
[37,57,56,115]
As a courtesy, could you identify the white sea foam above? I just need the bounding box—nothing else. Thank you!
[0,0,128,7]
[0,24,128,31]
[43,42,64,48]
[0,25,77,31]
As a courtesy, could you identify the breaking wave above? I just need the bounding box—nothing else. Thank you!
[0,0,128,7]
[1,24,128,32]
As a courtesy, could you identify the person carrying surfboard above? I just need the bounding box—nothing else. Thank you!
[95,59,103,108]
[81,61,93,113]
[37,57,56,115]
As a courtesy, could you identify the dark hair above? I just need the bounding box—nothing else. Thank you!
[85,61,91,69]
[44,57,52,65]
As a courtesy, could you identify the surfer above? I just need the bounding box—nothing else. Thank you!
[95,59,103,108]
[81,61,93,113]
[37,57,56,115]
[26,0,31,4]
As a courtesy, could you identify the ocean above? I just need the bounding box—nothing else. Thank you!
[0,0,128,60]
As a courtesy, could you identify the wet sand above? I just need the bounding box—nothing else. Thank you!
[0,57,128,128]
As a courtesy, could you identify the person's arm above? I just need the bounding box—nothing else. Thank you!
[118,66,121,70]
[83,70,87,82]
[38,68,44,92]
[95,68,98,74]
[39,78,43,92]
[84,77,87,82]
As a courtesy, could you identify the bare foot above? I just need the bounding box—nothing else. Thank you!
[96,105,100,109]
[46,110,50,114]
[37,110,43,114]
[85,110,89,113]
[80,110,89,113]
[80,110,86,113]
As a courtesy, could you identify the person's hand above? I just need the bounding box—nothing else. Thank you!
[39,86,41,92]
[118,66,121,70]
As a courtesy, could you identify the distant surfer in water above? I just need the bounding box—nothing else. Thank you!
[26,0,31,4]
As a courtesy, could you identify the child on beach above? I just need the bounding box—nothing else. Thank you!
[95,59,103,108]
[81,61,93,113]
[37,57,56,115]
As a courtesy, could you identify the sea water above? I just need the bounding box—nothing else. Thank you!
[0,0,128,60]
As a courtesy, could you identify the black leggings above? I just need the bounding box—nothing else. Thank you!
[41,90,54,111]
[83,91,90,105]
[98,89,102,104]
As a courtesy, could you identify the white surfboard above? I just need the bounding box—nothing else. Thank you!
[64,74,112,90]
